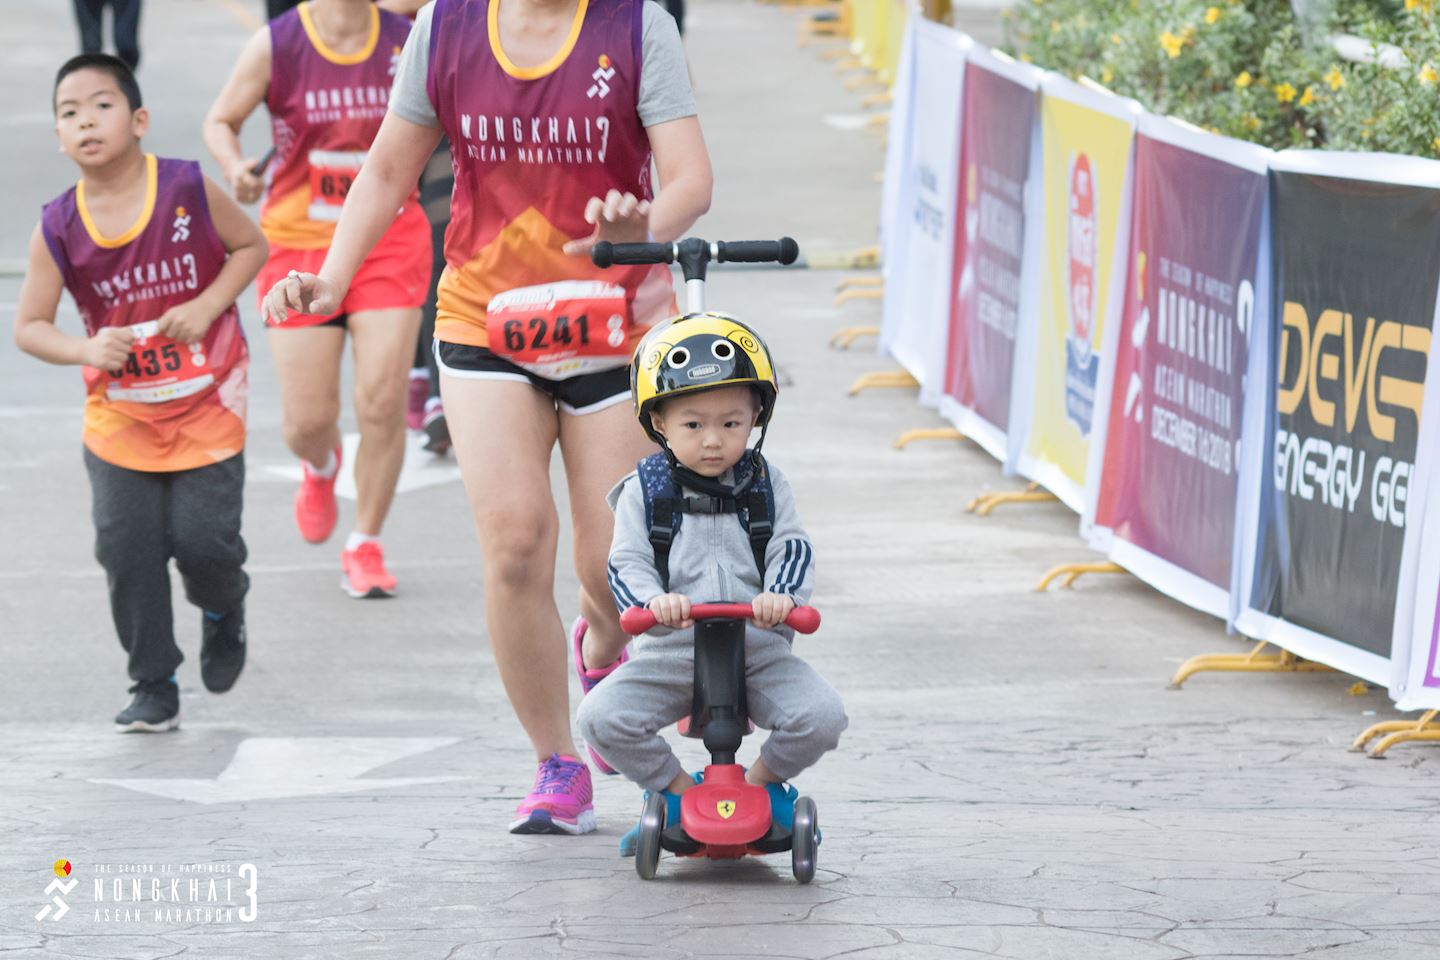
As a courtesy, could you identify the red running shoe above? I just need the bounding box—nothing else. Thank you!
[340,541,397,599]
[406,372,428,432]
[295,448,341,544]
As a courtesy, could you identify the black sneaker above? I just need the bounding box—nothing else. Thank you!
[200,605,247,694]
[114,678,180,733]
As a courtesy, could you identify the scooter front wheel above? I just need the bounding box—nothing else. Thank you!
[636,792,666,880]
[792,796,818,883]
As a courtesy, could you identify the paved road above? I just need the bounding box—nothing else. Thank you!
[3,1,1439,958]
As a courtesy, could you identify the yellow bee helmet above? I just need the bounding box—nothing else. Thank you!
[631,312,779,447]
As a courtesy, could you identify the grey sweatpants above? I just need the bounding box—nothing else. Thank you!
[576,626,848,792]
[84,448,249,684]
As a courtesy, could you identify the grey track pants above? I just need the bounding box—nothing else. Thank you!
[576,626,848,792]
[84,448,249,684]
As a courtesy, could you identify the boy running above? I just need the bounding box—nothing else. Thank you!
[14,54,267,731]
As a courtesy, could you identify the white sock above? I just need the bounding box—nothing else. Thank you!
[425,395,443,414]
[306,449,339,479]
[345,531,380,552]
[409,367,428,381]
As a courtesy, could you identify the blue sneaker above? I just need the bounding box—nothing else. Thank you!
[619,772,702,857]
[765,782,799,832]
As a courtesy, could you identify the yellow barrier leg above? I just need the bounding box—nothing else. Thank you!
[1035,561,1125,592]
[867,112,890,129]
[834,287,884,307]
[1168,641,1334,689]
[862,90,893,109]
[1352,710,1440,758]
[848,370,918,396]
[963,483,1058,517]
[835,275,883,293]
[845,72,885,92]
[820,47,852,61]
[829,325,880,350]
[833,56,863,72]
[893,428,966,450]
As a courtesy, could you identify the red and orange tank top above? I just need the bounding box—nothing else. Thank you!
[41,156,249,472]
[262,1,417,250]
[425,0,675,370]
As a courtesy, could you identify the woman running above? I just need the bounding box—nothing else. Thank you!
[204,0,431,598]
[266,0,710,834]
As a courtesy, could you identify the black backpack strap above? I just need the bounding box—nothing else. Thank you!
[740,453,775,583]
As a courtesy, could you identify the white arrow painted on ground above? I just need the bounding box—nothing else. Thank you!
[261,432,461,499]
[90,737,470,804]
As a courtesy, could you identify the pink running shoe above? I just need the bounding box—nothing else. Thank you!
[340,541,398,599]
[572,616,627,775]
[295,448,341,544]
[509,754,596,835]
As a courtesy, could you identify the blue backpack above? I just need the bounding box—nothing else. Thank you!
[637,450,775,592]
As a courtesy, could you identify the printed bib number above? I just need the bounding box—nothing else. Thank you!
[104,321,215,404]
[307,149,366,223]
[486,281,632,379]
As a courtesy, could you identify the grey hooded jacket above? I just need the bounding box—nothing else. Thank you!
[606,458,815,637]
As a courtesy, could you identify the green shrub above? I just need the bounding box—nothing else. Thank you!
[1004,0,1440,156]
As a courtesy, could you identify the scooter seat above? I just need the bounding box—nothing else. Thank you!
[680,767,772,846]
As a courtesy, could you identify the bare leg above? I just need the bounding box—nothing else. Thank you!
[558,400,657,671]
[347,308,422,535]
[745,757,781,786]
[266,325,345,469]
[442,373,579,760]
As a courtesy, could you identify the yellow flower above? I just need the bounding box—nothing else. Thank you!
[1160,31,1184,58]
[1051,19,1061,33]
[1405,0,1434,12]
[1101,65,1115,84]
[1420,63,1439,85]
[1234,70,1253,88]
[1433,136,1440,153]
[1180,25,1197,42]
[1111,33,1123,45]
[1274,82,1297,103]
[1298,85,1316,106]
[1325,65,1345,90]
[1242,114,1261,131]
[1205,6,1221,24]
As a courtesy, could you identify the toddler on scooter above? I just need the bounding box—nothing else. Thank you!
[576,312,848,855]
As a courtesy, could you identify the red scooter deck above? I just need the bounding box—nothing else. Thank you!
[680,765,771,851]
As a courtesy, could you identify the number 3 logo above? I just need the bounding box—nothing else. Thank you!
[237,864,258,922]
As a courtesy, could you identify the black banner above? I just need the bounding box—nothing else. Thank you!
[1253,172,1440,654]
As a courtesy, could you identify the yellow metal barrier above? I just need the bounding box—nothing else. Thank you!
[1035,561,1125,591]
[894,427,966,449]
[1351,710,1440,758]
[965,482,1059,516]
[1169,640,1334,689]
[848,369,918,395]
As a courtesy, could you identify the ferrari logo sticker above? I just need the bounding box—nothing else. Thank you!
[716,800,736,819]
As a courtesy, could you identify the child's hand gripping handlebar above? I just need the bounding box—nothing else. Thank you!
[619,603,821,636]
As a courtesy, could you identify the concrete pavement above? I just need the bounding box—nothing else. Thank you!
[3,0,1440,957]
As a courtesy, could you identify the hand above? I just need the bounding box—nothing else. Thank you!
[648,593,693,629]
[226,157,265,205]
[156,301,218,345]
[262,271,342,325]
[751,592,796,629]
[562,189,652,256]
[82,326,135,370]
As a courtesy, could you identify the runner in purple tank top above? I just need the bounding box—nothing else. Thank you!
[15,55,267,733]
[264,0,711,836]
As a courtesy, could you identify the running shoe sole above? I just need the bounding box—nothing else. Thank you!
[115,715,180,734]
[422,416,451,454]
[339,576,396,600]
[508,808,598,836]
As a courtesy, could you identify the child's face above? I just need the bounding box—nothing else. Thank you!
[651,385,760,478]
[54,69,147,169]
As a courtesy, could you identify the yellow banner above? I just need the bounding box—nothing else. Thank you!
[1025,87,1135,505]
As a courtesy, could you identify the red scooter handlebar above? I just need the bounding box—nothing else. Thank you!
[619,603,821,636]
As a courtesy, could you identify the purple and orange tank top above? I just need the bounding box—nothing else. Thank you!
[425,0,674,355]
[42,155,248,472]
[262,1,416,250]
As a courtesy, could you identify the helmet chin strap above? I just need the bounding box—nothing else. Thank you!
[658,438,766,498]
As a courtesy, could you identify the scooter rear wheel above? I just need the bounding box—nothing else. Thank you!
[636,792,666,880]
[791,796,818,883]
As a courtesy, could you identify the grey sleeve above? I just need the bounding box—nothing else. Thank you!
[607,476,668,612]
[761,466,815,605]
[388,1,441,128]
[638,2,697,127]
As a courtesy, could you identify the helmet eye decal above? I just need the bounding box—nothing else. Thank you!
[666,348,690,369]
[711,340,735,361]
